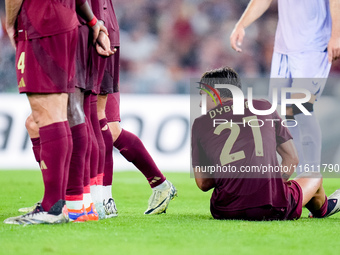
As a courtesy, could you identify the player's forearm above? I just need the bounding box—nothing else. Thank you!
[280,159,296,182]
[235,0,273,29]
[329,0,340,38]
[277,140,298,181]
[193,166,215,192]
[91,0,105,21]
[5,0,24,28]
[76,1,96,23]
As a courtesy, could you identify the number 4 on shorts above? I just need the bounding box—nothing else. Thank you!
[17,52,25,74]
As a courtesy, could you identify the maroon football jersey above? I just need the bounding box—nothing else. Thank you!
[91,0,105,21]
[103,0,120,46]
[15,0,82,40]
[191,99,293,212]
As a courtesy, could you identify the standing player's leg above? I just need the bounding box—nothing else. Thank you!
[4,28,77,225]
[4,93,73,225]
[97,46,119,218]
[85,39,108,220]
[17,115,42,213]
[97,94,117,218]
[89,94,106,219]
[269,52,305,171]
[28,93,71,210]
[83,93,99,220]
[66,88,89,222]
[289,52,331,170]
[105,93,177,215]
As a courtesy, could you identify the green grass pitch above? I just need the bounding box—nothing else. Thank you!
[1,170,340,255]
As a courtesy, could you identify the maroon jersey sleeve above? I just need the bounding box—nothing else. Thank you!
[103,0,120,46]
[76,0,87,6]
[91,0,105,21]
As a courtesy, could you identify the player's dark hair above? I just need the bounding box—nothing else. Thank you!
[199,66,241,98]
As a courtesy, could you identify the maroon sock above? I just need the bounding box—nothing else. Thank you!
[100,118,114,186]
[91,95,105,177]
[31,137,41,163]
[63,121,73,200]
[83,117,92,189]
[39,122,70,211]
[309,195,328,218]
[113,129,166,188]
[89,120,99,181]
[84,94,99,183]
[66,123,88,197]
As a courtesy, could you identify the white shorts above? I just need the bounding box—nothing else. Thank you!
[269,51,331,104]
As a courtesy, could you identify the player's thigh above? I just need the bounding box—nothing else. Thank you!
[289,52,331,100]
[269,52,292,104]
[68,88,85,127]
[27,93,69,127]
[100,47,119,95]
[75,24,91,91]
[97,94,108,120]
[293,172,323,206]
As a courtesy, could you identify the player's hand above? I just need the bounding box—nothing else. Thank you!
[6,25,16,49]
[230,24,245,52]
[96,31,116,57]
[327,35,340,63]
[91,20,109,45]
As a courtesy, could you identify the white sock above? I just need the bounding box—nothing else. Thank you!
[66,200,83,210]
[90,185,100,204]
[152,180,169,191]
[97,185,103,204]
[103,185,112,202]
[83,193,93,209]
[294,112,322,169]
[287,120,305,174]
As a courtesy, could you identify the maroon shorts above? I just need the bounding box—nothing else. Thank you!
[105,92,121,122]
[283,180,303,220]
[16,28,78,94]
[75,25,91,91]
[87,43,106,94]
[100,47,120,95]
[210,180,303,221]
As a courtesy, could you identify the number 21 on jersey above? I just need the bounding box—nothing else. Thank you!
[214,116,264,166]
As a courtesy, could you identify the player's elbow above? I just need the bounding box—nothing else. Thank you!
[195,178,214,192]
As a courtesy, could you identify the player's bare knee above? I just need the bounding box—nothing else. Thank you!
[25,115,39,135]
[108,122,122,142]
[299,171,322,180]
[67,93,85,127]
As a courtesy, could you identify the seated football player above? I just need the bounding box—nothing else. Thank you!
[191,66,340,220]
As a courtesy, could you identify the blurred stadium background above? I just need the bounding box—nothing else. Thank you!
[1,0,340,171]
